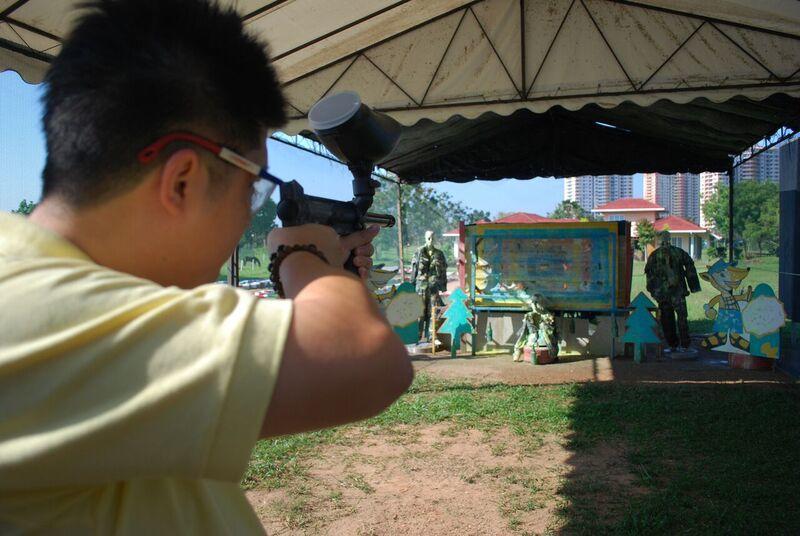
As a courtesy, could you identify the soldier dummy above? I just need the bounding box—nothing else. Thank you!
[644,230,701,353]
[513,293,558,362]
[411,230,448,340]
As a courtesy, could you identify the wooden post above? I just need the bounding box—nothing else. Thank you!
[430,300,437,356]
[396,182,405,280]
[728,162,735,263]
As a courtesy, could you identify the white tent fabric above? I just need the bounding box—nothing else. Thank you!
[2,0,800,134]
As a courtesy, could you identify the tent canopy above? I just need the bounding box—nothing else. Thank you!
[2,0,800,181]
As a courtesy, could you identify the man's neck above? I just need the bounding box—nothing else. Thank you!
[29,195,178,286]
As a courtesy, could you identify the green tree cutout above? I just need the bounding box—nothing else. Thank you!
[438,287,473,358]
[622,292,661,363]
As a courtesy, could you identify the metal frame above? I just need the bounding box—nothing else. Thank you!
[733,126,799,168]
[270,0,414,61]
[727,126,798,263]
[0,0,32,19]
[241,0,291,23]
[5,0,800,121]
[288,80,800,119]
[269,132,399,185]
[282,0,800,127]
[0,36,52,63]
[580,0,636,91]
[421,8,469,106]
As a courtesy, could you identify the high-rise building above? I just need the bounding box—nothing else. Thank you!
[699,172,726,228]
[734,147,780,182]
[563,175,633,212]
[759,147,781,182]
[643,172,701,224]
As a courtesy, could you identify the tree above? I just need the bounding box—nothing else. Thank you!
[743,200,779,255]
[371,182,490,264]
[702,181,779,257]
[636,219,656,257]
[437,287,473,358]
[12,199,37,216]
[548,200,595,221]
[239,198,277,252]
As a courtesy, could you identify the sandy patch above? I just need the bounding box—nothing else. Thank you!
[247,423,647,535]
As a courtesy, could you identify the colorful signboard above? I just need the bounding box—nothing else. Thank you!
[464,222,631,312]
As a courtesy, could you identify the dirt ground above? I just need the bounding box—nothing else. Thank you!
[247,346,793,534]
[410,342,794,387]
[247,424,643,535]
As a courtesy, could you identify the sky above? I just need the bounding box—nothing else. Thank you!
[0,70,642,215]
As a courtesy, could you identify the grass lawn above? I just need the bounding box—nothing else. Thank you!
[630,255,779,335]
[245,375,800,534]
[218,245,271,281]
[222,248,780,339]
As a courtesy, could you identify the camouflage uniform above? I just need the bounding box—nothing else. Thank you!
[411,245,448,340]
[512,295,558,362]
[644,233,701,349]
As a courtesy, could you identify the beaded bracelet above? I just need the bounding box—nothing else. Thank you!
[268,244,329,298]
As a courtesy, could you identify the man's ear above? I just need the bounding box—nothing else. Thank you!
[157,148,207,216]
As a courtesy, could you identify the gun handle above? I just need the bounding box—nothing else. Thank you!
[344,251,360,276]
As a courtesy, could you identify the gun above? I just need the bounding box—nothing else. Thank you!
[276,92,399,271]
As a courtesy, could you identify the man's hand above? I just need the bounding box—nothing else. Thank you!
[341,226,379,279]
[266,224,379,280]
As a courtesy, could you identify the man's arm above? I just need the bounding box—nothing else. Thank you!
[260,225,413,438]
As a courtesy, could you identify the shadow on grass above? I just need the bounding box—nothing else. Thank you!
[244,371,799,534]
[556,381,800,534]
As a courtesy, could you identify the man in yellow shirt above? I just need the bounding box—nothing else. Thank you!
[0,0,413,533]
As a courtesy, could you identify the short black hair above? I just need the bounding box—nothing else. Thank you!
[41,0,286,206]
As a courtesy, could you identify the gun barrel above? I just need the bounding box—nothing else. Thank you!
[364,212,395,228]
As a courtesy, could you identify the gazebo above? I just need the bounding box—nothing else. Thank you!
[2,0,799,369]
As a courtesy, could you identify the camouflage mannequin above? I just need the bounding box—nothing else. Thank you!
[512,293,558,362]
[411,230,448,340]
[644,230,701,352]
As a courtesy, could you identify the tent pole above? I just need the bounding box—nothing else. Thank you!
[227,245,240,287]
[396,182,405,280]
[728,161,735,263]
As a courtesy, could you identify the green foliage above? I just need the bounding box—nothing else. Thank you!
[635,219,656,251]
[371,182,490,264]
[548,200,596,221]
[239,198,277,251]
[743,199,779,254]
[702,181,779,256]
[704,241,727,260]
[11,199,37,216]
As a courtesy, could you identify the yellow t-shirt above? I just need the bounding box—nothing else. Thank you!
[0,212,291,534]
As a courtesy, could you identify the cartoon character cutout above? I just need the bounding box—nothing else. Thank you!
[700,259,752,353]
[742,284,786,358]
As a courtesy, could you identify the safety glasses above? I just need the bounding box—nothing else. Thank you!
[137,132,283,214]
